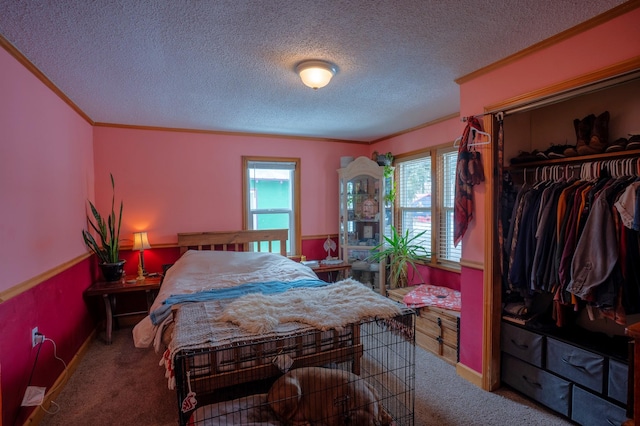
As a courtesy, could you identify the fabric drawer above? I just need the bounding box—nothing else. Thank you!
[608,359,628,404]
[546,337,604,393]
[571,385,628,426]
[501,353,571,416]
[501,322,543,367]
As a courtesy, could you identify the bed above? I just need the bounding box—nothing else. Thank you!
[131,230,412,425]
[133,229,319,351]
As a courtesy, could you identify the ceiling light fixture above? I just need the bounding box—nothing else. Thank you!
[296,60,336,89]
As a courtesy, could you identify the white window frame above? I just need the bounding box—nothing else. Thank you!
[242,157,300,256]
[395,153,433,259]
[394,146,461,269]
[435,146,461,265]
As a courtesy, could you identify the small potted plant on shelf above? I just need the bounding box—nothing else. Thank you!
[368,225,430,288]
[82,173,125,281]
[372,151,393,166]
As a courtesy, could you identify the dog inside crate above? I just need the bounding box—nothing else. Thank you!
[180,313,415,426]
[268,366,393,425]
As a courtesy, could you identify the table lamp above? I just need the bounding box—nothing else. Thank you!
[133,231,151,280]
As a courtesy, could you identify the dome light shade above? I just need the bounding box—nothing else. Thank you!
[296,60,336,89]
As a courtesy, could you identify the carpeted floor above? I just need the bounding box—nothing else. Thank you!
[39,326,572,426]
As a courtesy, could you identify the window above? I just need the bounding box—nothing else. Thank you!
[436,147,461,263]
[395,146,461,266]
[396,155,432,254]
[243,157,300,255]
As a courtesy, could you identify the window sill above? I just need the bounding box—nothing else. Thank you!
[415,260,461,274]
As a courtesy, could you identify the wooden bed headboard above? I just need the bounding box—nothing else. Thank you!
[177,229,288,256]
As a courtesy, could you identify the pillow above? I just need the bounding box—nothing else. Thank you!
[402,284,461,311]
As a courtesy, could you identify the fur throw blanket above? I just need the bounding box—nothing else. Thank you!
[217,279,402,334]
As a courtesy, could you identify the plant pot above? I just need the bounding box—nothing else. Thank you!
[99,260,126,282]
[376,155,391,166]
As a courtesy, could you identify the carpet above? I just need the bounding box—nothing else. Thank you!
[39,326,573,426]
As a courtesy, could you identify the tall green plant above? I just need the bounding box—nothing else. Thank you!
[82,174,123,264]
[368,225,430,288]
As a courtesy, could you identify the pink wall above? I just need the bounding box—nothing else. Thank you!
[120,246,181,277]
[0,261,95,425]
[301,238,336,261]
[0,46,95,424]
[92,127,367,246]
[409,265,461,292]
[461,9,640,119]
[458,266,484,372]
[0,47,94,292]
[372,117,461,156]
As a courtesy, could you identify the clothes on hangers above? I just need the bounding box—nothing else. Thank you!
[566,178,630,301]
[500,170,518,292]
[503,166,640,326]
[615,181,640,230]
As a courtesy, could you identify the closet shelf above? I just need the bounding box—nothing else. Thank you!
[506,148,640,171]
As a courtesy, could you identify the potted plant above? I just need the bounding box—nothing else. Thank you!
[372,151,393,166]
[368,225,430,288]
[82,174,125,281]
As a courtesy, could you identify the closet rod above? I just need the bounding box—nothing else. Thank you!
[514,158,640,172]
[515,164,581,173]
[513,157,640,181]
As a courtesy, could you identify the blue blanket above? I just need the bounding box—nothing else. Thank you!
[150,278,328,325]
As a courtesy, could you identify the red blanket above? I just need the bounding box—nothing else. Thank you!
[402,284,461,311]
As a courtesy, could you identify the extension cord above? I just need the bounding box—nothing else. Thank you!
[23,336,67,413]
[21,385,46,406]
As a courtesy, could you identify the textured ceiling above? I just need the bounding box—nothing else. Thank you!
[0,1,629,142]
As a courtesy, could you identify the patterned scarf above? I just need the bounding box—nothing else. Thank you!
[453,116,483,247]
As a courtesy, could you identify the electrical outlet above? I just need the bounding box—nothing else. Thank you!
[31,327,39,347]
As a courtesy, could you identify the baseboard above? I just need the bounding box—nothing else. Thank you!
[22,329,96,425]
[456,362,483,388]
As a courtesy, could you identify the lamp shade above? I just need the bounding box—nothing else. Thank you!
[296,60,336,89]
[133,232,151,251]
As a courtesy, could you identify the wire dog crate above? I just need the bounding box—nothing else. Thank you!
[174,310,415,426]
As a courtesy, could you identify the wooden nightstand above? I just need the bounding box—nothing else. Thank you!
[85,275,162,344]
[309,262,352,282]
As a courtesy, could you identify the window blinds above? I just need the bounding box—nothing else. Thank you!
[397,155,432,252]
[437,149,461,263]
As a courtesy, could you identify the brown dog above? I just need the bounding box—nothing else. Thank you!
[267,366,394,426]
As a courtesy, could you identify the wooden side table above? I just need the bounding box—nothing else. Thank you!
[84,275,162,344]
[309,262,352,282]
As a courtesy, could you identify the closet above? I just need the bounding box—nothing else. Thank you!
[498,74,640,426]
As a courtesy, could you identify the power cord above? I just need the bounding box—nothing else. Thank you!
[16,334,47,425]
[28,334,68,415]
[41,336,68,414]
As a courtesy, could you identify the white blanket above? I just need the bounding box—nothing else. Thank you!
[218,279,402,334]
